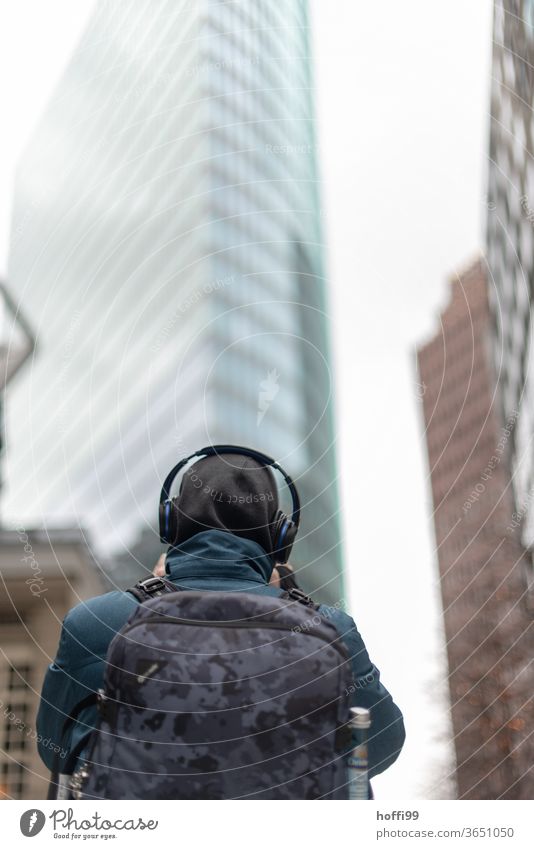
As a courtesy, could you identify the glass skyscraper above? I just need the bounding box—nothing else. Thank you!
[6,0,344,604]
[486,0,534,556]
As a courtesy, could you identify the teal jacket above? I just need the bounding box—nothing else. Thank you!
[37,530,405,779]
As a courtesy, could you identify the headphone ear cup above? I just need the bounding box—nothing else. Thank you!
[159,497,180,545]
[270,510,285,555]
[277,521,297,564]
[159,500,169,543]
[271,510,297,564]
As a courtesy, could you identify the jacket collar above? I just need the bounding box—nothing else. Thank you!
[165,529,274,587]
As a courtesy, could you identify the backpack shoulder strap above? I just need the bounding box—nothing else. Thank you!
[48,576,183,795]
[281,586,322,611]
[126,575,182,604]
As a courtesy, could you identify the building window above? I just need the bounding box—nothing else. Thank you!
[0,651,33,799]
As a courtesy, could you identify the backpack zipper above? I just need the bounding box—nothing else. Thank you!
[121,615,330,644]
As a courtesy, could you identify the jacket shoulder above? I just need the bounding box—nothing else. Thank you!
[316,603,356,635]
[317,604,373,677]
[60,590,137,665]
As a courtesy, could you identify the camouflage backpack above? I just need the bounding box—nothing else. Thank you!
[68,578,354,800]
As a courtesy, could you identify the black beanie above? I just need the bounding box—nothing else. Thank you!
[173,453,279,555]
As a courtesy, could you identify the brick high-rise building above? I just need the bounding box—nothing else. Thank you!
[417,258,534,800]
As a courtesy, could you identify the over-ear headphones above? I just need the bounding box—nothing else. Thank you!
[158,444,300,564]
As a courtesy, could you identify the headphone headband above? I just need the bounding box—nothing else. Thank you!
[159,444,300,526]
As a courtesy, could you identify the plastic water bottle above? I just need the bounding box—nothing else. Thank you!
[347,706,371,800]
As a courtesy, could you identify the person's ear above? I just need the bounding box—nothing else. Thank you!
[152,554,166,577]
[269,567,281,588]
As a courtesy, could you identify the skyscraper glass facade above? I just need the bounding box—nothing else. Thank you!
[486,0,534,549]
[6,0,344,604]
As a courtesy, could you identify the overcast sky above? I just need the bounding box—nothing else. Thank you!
[0,0,494,798]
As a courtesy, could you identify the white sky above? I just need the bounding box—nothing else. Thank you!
[0,0,494,799]
[311,0,494,798]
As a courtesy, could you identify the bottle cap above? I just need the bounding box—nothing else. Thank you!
[349,706,371,729]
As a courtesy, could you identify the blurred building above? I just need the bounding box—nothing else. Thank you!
[0,281,36,491]
[486,0,534,556]
[417,258,534,799]
[0,529,102,799]
[5,0,344,603]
